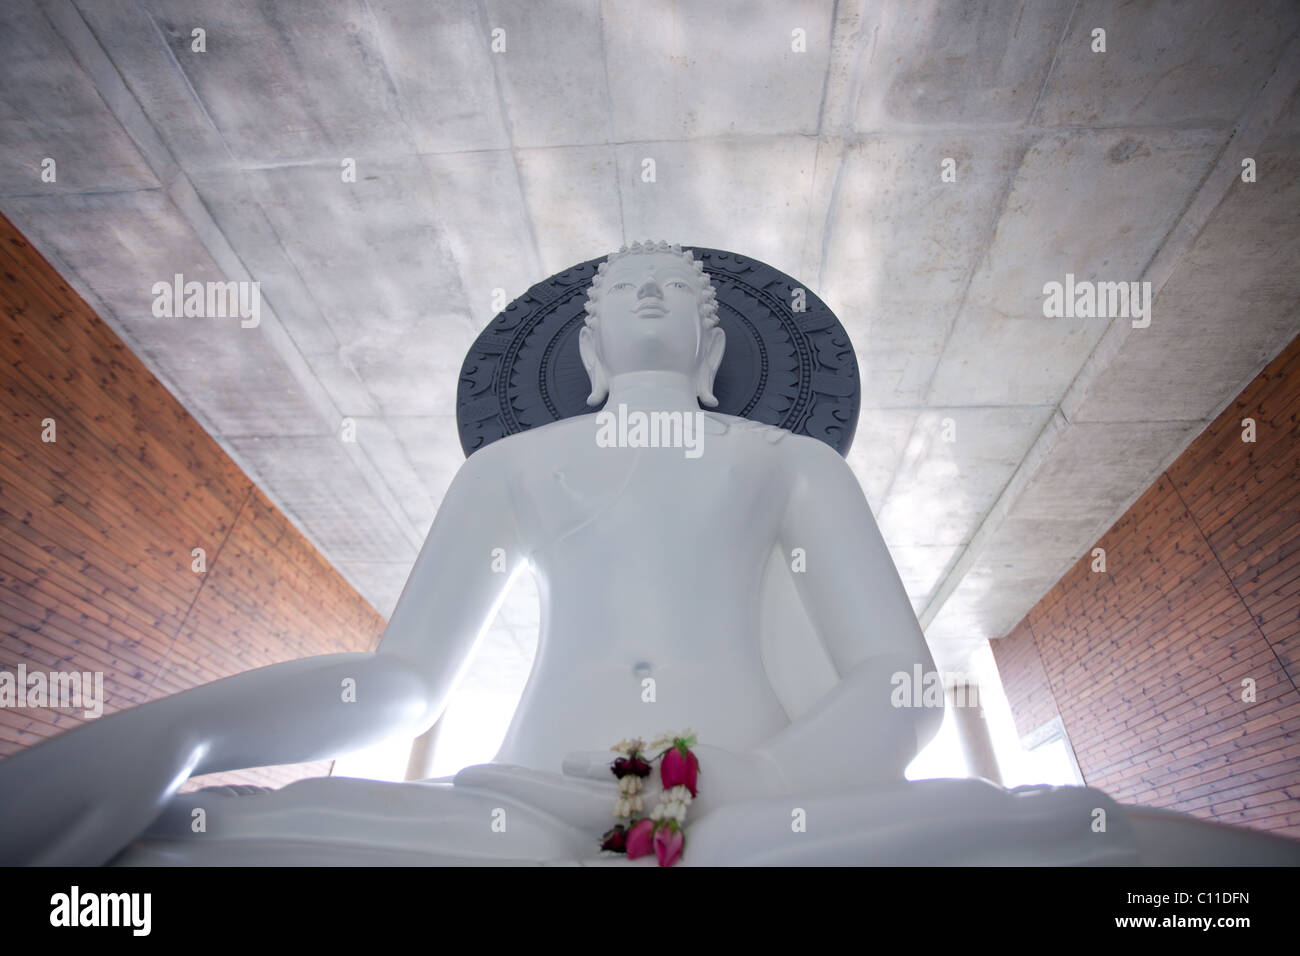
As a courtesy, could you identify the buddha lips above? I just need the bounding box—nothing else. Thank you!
[600,731,700,866]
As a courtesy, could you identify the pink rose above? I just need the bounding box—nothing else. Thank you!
[660,744,699,797]
[653,822,684,867]
[625,818,656,859]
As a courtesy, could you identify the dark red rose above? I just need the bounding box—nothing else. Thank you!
[611,754,652,779]
[600,824,628,853]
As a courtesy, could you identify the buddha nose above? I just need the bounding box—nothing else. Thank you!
[637,277,662,299]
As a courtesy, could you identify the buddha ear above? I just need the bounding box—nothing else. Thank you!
[579,325,609,406]
[695,325,726,408]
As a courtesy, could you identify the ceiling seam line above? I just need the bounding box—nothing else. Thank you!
[474,0,543,280]
[815,0,873,294]
[1026,0,1079,127]
[594,0,625,247]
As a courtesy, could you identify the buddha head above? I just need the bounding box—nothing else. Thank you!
[579,241,726,407]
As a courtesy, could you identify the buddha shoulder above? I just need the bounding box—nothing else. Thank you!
[702,413,841,458]
[460,414,608,466]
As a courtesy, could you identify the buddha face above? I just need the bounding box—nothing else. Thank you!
[579,248,726,407]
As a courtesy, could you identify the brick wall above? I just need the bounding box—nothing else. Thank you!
[993,333,1300,837]
[0,212,387,791]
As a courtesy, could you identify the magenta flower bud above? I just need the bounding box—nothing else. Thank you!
[653,822,684,866]
[660,744,699,797]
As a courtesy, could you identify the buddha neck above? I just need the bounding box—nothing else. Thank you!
[602,370,703,416]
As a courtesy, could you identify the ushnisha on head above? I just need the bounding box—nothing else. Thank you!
[578,240,726,407]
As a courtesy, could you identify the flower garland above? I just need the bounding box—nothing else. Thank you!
[599,730,699,866]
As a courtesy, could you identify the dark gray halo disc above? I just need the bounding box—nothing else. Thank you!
[456,247,860,457]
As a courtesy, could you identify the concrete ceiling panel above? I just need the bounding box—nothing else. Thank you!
[1013,419,1202,524]
[138,0,418,166]
[419,149,540,330]
[615,137,819,278]
[853,0,1074,130]
[3,189,324,438]
[0,2,161,195]
[876,405,1055,548]
[515,144,624,274]
[964,129,1225,322]
[480,0,611,149]
[228,434,418,566]
[1034,0,1300,128]
[844,407,919,513]
[602,0,833,141]
[1069,138,1300,422]
[366,0,511,154]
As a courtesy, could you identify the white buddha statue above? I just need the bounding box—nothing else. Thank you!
[2,241,1297,866]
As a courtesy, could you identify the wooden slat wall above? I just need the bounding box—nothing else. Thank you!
[0,212,387,791]
[993,333,1300,838]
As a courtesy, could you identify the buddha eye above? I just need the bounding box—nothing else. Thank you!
[668,280,688,289]
[610,282,633,291]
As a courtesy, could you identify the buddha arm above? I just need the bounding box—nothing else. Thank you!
[753,436,943,794]
[192,437,528,774]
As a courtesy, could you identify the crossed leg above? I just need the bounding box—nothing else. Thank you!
[109,770,1300,867]
[110,766,618,866]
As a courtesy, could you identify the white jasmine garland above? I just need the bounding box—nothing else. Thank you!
[614,795,646,818]
[645,775,693,826]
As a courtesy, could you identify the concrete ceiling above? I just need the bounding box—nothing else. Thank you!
[3,0,1299,691]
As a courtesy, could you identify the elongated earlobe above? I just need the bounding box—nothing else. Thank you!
[695,326,726,407]
[579,326,609,406]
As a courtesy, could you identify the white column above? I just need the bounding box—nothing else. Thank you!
[405,716,444,781]
[947,682,1002,785]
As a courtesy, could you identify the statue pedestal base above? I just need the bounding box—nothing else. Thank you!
[107,771,1300,866]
